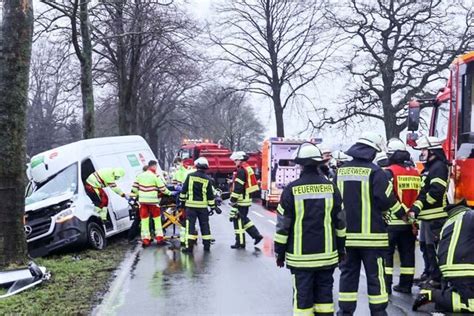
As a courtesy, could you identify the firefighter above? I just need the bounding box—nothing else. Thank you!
[229,151,263,249]
[374,151,389,168]
[275,142,346,316]
[413,201,474,313]
[131,160,175,247]
[337,132,407,316]
[85,167,128,221]
[333,150,350,169]
[179,157,217,253]
[319,148,336,181]
[172,157,189,185]
[172,157,197,246]
[383,138,421,294]
[407,135,449,289]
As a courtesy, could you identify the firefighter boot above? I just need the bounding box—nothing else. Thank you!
[230,243,245,249]
[393,284,411,294]
[254,234,263,245]
[203,241,211,252]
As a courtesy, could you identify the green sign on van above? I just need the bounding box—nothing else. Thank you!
[127,154,140,167]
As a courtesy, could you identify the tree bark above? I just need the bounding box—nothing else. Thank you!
[0,0,33,267]
[273,94,285,137]
[79,0,95,139]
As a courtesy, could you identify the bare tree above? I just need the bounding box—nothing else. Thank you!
[189,86,265,152]
[0,0,34,266]
[92,0,188,135]
[38,0,95,138]
[314,0,474,138]
[211,0,336,137]
[27,42,81,156]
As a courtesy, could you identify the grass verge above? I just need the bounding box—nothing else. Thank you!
[0,235,131,315]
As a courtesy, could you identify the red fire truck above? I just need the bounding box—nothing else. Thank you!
[175,139,262,192]
[407,51,474,205]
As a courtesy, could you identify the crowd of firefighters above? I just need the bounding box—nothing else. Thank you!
[82,131,474,315]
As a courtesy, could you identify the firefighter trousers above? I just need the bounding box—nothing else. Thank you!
[291,268,335,316]
[421,219,445,282]
[339,248,388,316]
[232,206,261,245]
[424,279,474,313]
[185,207,212,248]
[385,228,416,290]
[139,204,163,240]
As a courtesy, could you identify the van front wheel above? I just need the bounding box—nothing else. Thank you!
[87,222,106,250]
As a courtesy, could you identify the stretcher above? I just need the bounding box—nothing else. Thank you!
[161,203,184,240]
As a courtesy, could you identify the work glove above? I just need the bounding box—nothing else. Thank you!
[174,184,183,192]
[208,207,215,216]
[229,207,239,222]
[276,254,285,268]
[215,206,222,215]
[170,191,179,197]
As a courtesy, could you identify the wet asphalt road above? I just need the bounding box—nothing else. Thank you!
[101,202,437,316]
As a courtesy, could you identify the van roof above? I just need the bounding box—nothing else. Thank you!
[29,135,153,183]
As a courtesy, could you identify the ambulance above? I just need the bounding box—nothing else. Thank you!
[260,137,322,208]
[25,136,159,257]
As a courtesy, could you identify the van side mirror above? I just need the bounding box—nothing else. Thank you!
[407,99,421,131]
[406,132,418,147]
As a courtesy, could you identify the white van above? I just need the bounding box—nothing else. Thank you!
[25,136,160,257]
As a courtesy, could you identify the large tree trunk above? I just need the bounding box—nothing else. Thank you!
[79,0,95,139]
[0,0,33,267]
[273,93,285,137]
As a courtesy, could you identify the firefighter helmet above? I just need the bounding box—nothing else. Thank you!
[194,157,209,169]
[387,138,407,154]
[294,143,325,166]
[230,151,248,161]
[374,151,389,166]
[414,135,443,150]
[333,150,350,162]
[356,132,385,152]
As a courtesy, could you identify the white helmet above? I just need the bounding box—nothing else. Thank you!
[374,151,388,165]
[230,151,248,161]
[294,143,324,166]
[356,132,385,152]
[333,150,350,162]
[194,157,209,169]
[386,138,407,154]
[414,135,443,150]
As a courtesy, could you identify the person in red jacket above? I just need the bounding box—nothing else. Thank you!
[383,138,421,294]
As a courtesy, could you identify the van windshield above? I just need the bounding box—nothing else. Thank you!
[25,164,78,206]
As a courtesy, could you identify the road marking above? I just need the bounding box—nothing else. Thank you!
[268,219,276,225]
[252,211,264,218]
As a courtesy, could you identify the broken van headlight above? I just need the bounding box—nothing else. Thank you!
[55,208,74,224]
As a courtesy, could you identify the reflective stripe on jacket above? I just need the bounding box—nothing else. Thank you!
[179,170,215,208]
[437,205,474,278]
[412,159,449,221]
[274,170,346,270]
[230,163,258,206]
[86,168,124,196]
[131,170,170,204]
[336,160,405,248]
[386,164,421,226]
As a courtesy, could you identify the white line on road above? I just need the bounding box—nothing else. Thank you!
[268,219,276,225]
[252,211,264,218]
